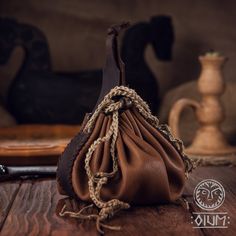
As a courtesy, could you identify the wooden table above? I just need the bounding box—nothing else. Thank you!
[0,166,235,236]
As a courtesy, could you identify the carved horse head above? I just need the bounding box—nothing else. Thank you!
[0,17,51,71]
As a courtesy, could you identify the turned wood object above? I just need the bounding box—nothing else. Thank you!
[169,52,236,157]
[0,124,80,165]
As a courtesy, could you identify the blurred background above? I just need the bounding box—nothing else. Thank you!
[0,0,235,146]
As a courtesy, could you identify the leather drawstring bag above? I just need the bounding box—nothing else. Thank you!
[57,23,194,234]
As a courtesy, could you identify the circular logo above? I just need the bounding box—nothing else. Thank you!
[194,179,225,211]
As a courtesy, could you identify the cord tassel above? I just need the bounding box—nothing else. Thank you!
[59,86,194,233]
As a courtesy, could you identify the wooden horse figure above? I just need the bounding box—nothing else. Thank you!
[0,16,173,124]
[122,16,174,113]
[0,17,102,124]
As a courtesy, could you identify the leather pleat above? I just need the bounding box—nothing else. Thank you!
[69,107,185,205]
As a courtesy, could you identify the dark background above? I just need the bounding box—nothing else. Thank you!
[0,0,235,96]
[0,0,235,144]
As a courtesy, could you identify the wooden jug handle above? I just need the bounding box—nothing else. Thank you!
[168,98,200,138]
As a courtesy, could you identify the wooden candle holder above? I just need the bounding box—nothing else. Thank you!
[169,52,236,162]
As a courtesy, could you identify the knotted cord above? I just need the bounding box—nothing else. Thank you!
[59,86,195,234]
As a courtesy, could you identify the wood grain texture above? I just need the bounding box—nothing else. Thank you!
[0,167,235,236]
[0,125,80,166]
[105,204,202,236]
[0,179,201,236]
[0,180,21,230]
[185,166,236,236]
[0,179,98,236]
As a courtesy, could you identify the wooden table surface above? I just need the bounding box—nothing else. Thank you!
[0,166,235,236]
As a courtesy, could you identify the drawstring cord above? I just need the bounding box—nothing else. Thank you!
[59,86,195,234]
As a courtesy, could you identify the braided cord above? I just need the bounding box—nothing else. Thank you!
[60,86,195,233]
[84,86,159,133]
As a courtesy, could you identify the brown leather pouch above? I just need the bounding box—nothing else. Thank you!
[57,23,194,233]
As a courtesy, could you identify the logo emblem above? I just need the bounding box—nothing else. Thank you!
[194,179,225,211]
